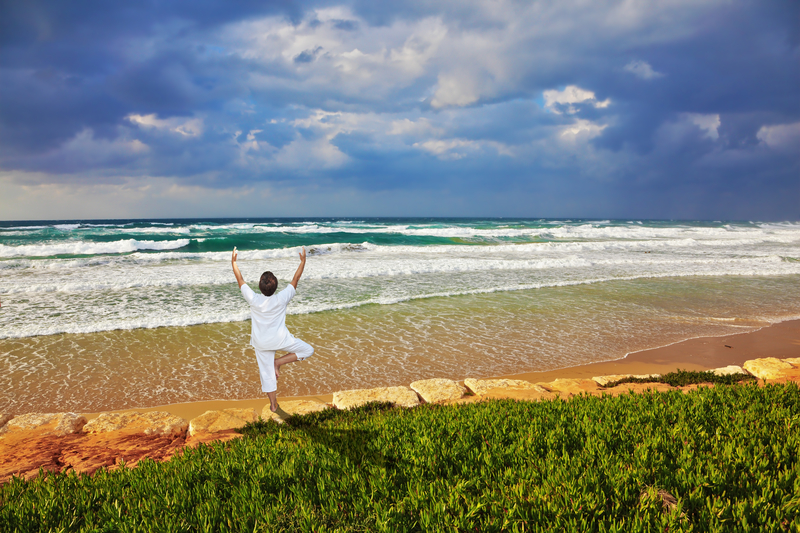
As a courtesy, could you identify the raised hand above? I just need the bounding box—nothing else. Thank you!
[291,246,306,289]
[231,247,245,288]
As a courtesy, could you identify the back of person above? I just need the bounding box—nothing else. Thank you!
[241,284,295,350]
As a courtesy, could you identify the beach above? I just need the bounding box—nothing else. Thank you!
[2,218,799,415]
[73,317,799,421]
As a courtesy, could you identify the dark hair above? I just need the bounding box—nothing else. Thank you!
[259,271,278,296]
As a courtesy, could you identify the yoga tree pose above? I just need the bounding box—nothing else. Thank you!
[232,246,313,412]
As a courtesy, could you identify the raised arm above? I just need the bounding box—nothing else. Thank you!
[290,247,306,289]
[232,247,245,288]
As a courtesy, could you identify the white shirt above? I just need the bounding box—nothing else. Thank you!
[241,283,296,351]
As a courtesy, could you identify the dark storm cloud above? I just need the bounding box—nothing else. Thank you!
[0,0,300,153]
[0,0,798,219]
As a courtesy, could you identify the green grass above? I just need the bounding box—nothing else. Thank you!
[2,383,800,532]
[601,369,758,388]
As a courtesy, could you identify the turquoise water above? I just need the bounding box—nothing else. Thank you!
[1,218,799,412]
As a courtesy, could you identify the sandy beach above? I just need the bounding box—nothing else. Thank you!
[82,318,800,422]
[3,316,798,488]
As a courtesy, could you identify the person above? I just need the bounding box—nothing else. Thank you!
[232,246,313,412]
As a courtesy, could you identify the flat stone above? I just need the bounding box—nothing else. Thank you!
[410,378,467,403]
[333,386,420,410]
[0,429,187,483]
[592,374,661,386]
[543,378,602,395]
[710,365,747,376]
[782,358,800,368]
[187,409,258,437]
[592,374,631,386]
[265,400,330,423]
[0,412,87,437]
[84,411,188,438]
[0,414,13,430]
[463,378,546,396]
[743,358,794,380]
[479,387,558,402]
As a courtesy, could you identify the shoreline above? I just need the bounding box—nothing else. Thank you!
[81,318,800,422]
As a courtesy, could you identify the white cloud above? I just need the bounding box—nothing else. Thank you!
[413,138,512,159]
[64,129,150,155]
[273,136,349,169]
[559,119,608,141]
[127,114,204,137]
[431,72,482,108]
[388,118,443,136]
[757,122,800,150]
[232,129,276,165]
[221,0,715,111]
[228,11,446,102]
[273,109,370,170]
[684,113,721,140]
[543,86,611,114]
[623,60,664,79]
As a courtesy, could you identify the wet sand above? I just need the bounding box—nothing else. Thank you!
[84,318,800,421]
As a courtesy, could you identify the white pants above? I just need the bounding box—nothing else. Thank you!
[254,337,314,393]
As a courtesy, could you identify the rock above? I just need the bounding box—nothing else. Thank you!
[632,374,661,381]
[782,358,800,368]
[84,411,188,438]
[410,378,466,403]
[265,400,330,423]
[187,409,258,437]
[592,374,661,386]
[710,365,747,376]
[463,378,546,396]
[743,358,794,380]
[592,374,631,386]
[60,432,186,475]
[0,414,13,430]
[333,386,420,410]
[0,429,187,483]
[543,378,602,396]
[0,412,87,437]
[479,387,557,402]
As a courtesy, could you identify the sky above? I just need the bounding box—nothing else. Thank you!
[0,0,798,221]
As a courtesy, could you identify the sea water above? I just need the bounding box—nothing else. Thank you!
[1,218,799,412]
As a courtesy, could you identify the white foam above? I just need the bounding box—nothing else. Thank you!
[117,226,191,234]
[0,239,190,258]
[3,219,800,339]
[28,220,795,245]
[0,225,49,231]
[4,271,800,339]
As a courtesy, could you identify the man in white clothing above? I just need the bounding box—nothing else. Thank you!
[232,246,313,412]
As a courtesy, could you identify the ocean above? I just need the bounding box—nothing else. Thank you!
[2,218,799,413]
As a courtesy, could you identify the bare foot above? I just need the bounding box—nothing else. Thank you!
[270,402,279,412]
[274,363,280,379]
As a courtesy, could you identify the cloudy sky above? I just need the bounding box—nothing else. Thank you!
[1,0,797,220]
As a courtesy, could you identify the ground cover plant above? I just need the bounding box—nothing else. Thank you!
[1,383,799,532]
[601,369,757,388]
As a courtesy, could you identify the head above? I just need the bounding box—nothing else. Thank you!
[259,271,278,296]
